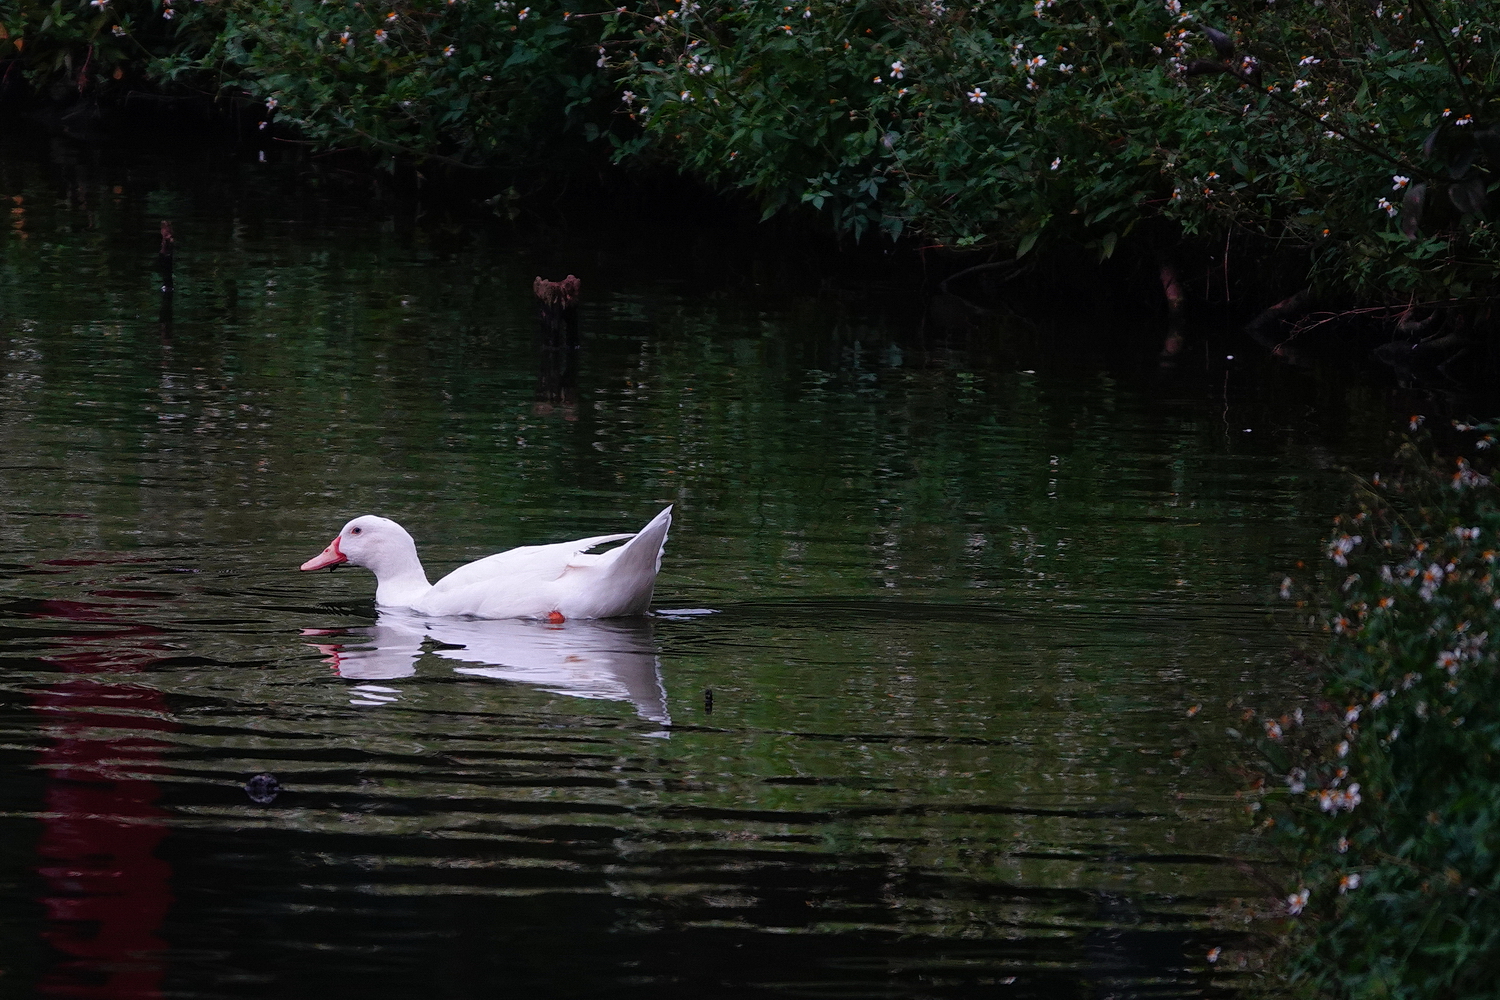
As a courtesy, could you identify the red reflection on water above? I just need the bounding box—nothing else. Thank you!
[30,594,176,999]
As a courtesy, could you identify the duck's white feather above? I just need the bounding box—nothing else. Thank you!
[300,507,672,620]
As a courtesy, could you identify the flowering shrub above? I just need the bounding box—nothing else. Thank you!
[2,0,619,171]
[609,0,1500,298]
[1254,419,1500,997]
[0,0,220,94]
[5,1,1500,301]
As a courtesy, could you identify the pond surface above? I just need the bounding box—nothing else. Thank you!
[0,137,1405,998]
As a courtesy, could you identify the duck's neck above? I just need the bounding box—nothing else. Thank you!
[369,548,432,608]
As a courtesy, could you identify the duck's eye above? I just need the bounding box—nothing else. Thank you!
[351,526,362,535]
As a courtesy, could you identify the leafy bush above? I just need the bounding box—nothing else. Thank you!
[0,0,219,95]
[172,0,616,169]
[611,0,1500,298]
[1252,418,1500,998]
[5,1,1500,301]
[2,0,620,171]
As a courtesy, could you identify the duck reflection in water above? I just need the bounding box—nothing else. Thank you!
[303,610,671,728]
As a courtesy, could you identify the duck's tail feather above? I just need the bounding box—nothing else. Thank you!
[604,506,672,577]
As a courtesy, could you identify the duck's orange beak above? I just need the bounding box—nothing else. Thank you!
[300,535,347,571]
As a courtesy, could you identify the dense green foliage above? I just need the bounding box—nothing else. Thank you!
[0,0,617,170]
[613,0,1500,299]
[1257,421,1500,998]
[4,1,1499,300]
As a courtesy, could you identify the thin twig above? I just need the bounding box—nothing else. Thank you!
[1409,0,1472,109]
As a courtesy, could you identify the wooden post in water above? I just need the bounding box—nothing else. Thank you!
[533,274,581,416]
[157,220,174,332]
[1159,263,1185,358]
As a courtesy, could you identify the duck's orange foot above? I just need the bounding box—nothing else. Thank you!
[546,610,566,624]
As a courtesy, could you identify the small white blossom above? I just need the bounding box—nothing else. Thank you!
[967,87,987,104]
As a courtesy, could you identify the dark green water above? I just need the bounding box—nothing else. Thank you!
[0,139,1394,997]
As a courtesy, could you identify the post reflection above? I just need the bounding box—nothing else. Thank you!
[29,597,173,999]
[306,612,671,727]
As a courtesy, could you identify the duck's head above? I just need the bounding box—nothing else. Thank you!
[300,515,417,573]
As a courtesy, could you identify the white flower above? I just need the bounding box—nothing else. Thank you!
[1050,157,1061,170]
[518,6,530,19]
[1328,534,1362,566]
[1339,872,1361,893]
[1287,888,1310,915]
[89,0,108,8]
[1293,79,1309,91]
[1392,174,1410,190]
[891,60,905,78]
[621,90,635,105]
[266,96,279,110]
[1377,197,1397,217]
[374,28,388,42]
[1026,55,1047,71]
[444,44,457,57]
[967,87,986,104]
[1298,55,1322,67]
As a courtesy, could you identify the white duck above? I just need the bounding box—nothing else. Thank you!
[299,506,672,620]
